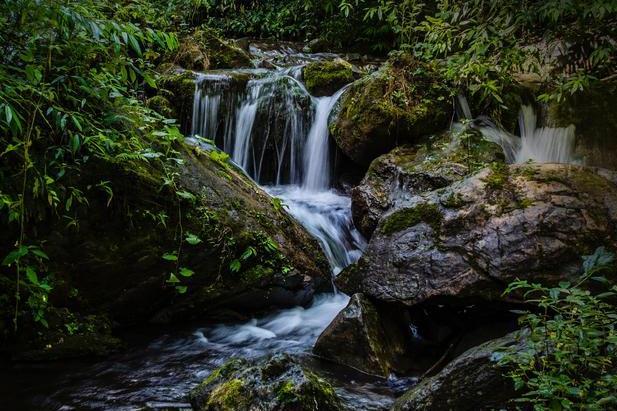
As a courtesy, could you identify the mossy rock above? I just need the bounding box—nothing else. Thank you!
[146,95,176,119]
[380,203,442,236]
[351,128,504,237]
[189,354,344,411]
[2,140,330,359]
[331,52,451,166]
[169,28,252,71]
[303,59,355,96]
[157,70,197,133]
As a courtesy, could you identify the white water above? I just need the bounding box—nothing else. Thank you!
[303,87,348,191]
[478,104,577,164]
[190,56,365,356]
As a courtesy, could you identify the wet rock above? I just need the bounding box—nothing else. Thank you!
[352,130,504,238]
[157,69,197,133]
[303,38,330,53]
[303,59,355,97]
[392,330,526,411]
[313,293,411,377]
[25,142,330,333]
[548,84,617,170]
[339,163,617,306]
[146,95,176,119]
[189,354,344,411]
[330,52,451,166]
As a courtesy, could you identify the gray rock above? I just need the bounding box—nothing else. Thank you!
[392,330,527,411]
[351,130,503,238]
[314,294,411,377]
[339,163,617,306]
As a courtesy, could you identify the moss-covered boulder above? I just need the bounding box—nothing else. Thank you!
[189,354,344,411]
[1,141,330,358]
[352,128,504,237]
[170,28,253,72]
[339,163,617,306]
[157,70,198,133]
[392,330,526,411]
[330,53,451,166]
[313,293,412,377]
[303,59,355,96]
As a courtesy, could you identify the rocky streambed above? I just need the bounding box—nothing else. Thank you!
[3,35,616,411]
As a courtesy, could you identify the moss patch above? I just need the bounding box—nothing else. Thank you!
[381,203,443,235]
[304,59,354,96]
[206,378,250,410]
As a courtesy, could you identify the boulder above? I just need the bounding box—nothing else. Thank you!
[157,69,198,133]
[313,293,411,377]
[392,330,526,411]
[5,141,330,345]
[172,28,253,71]
[339,163,617,306]
[303,59,355,96]
[189,354,344,411]
[352,129,504,238]
[330,53,451,166]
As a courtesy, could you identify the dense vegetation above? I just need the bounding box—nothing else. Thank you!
[1,0,616,409]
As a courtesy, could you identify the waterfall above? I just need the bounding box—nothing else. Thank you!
[191,64,364,275]
[302,87,348,191]
[475,104,577,164]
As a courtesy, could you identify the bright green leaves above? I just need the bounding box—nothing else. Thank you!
[162,253,178,261]
[185,233,202,245]
[500,247,617,409]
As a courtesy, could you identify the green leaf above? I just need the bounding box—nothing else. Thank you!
[162,253,178,261]
[179,267,194,278]
[185,233,202,245]
[176,190,196,201]
[176,285,188,294]
[166,273,180,284]
[229,259,241,273]
[2,246,28,266]
[25,266,39,285]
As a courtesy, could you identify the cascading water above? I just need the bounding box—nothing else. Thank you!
[7,45,378,411]
[475,103,577,164]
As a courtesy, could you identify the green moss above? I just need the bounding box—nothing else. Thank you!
[303,59,354,95]
[276,380,297,404]
[381,203,443,235]
[145,95,175,118]
[206,378,250,410]
[304,371,342,410]
[442,192,465,209]
[483,162,510,190]
[195,28,252,69]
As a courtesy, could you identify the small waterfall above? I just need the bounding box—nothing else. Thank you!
[302,87,348,191]
[477,104,577,164]
[191,63,364,275]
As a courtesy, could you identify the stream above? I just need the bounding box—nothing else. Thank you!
[0,44,394,410]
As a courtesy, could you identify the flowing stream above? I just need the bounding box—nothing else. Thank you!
[1,45,384,410]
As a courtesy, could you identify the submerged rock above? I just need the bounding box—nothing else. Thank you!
[339,163,617,306]
[352,130,504,238]
[392,330,526,411]
[313,293,411,377]
[303,59,355,97]
[330,53,451,166]
[189,354,344,411]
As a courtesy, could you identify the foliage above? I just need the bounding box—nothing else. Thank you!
[500,247,617,410]
[0,0,179,333]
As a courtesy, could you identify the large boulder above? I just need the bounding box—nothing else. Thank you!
[2,142,330,358]
[303,59,355,96]
[330,53,451,166]
[172,28,253,71]
[339,163,617,306]
[189,354,344,411]
[392,330,526,411]
[313,293,411,377]
[352,130,504,238]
